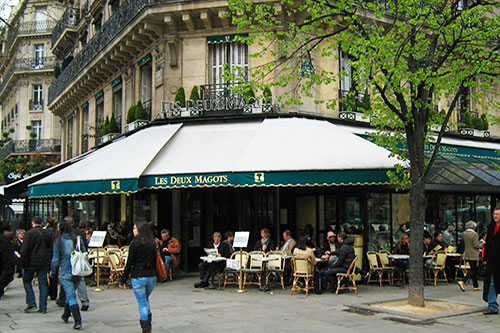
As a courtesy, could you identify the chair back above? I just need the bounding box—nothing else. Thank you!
[345,256,358,275]
[90,248,107,265]
[106,248,122,257]
[108,251,122,269]
[292,257,312,275]
[378,250,391,267]
[105,245,119,250]
[435,251,447,267]
[447,246,456,253]
[267,251,284,270]
[367,251,379,269]
[229,251,249,269]
[248,251,265,269]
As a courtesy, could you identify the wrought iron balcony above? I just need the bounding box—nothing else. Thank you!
[52,8,80,46]
[29,99,44,111]
[2,21,56,56]
[0,57,56,96]
[0,139,61,159]
[338,89,366,112]
[48,0,179,104]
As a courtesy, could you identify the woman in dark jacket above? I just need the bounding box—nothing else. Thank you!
[119,222,157,333]
[253,227,275,252]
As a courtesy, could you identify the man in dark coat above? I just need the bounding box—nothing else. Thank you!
[483,207,500,315]
[323,232,355,291]
[20,216,52,313]
[0,231,15,299]
[194,232,231,288]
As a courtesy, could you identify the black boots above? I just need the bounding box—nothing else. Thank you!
[61,304,71,323]
[140,320,151,333]
[70,304,82,330]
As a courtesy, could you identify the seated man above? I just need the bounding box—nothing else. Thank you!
[159,229,181,276]
[323,232,355,291]
[194,232,231,288]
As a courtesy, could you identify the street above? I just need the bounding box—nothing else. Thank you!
[1,274,498,332]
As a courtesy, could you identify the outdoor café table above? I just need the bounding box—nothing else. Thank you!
[199,256,226,289]
[253,256,279,292]
[387,254,409,286]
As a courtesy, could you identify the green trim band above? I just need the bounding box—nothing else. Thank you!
[111,76,122,87]
[137,53,151,67]
[207,33,248,44]
[29,170,393,198]
[29,179,138,198]
[81,101,89,109]
[94,90,104,99]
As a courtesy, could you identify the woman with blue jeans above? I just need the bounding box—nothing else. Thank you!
[120,222,157,333]
[50,220,84,330]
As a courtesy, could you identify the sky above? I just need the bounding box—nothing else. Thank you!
[0,0,20,27]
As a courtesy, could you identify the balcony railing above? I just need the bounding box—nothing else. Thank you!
[0,57,56,95]
[200,83,246,112]
[48,0,179,104]
[338,89,366,112]
[52,8,80,46]
[2,21,56,56]
[29,99,44,111]
[0,139,61,159]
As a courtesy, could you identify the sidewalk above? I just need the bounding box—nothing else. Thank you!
[1,274,498,332]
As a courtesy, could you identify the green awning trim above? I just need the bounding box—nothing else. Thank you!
[94,90,103,99]
[29,178,138,198]
[137,53,151,66]
[207,33,248,44]
[28,169,393,198]
[139,169,393,190]
[81,101,89,109]
[66,114,73,120]
[111,76,122,87]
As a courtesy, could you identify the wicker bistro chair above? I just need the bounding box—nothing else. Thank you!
[290,257,314,296]
[336,256,358,295]
[243,251,265,288]
[107,252,125,288]
[105,245,120,251]
[120,246,129,266]
[367,251,393,286]
[425,251,448,286]
[455,253,471,282]
[266,251,285,290]
[223,251,249,288]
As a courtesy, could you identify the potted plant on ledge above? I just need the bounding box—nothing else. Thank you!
[188,86,202,116]
[125,100,149,132]
[100,114,120,144]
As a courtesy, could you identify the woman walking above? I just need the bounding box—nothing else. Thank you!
[119,222,157,333]
[50,220,84,330]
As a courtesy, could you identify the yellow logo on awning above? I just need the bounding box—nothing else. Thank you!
[111,180,120,190]
[254,172,265,182]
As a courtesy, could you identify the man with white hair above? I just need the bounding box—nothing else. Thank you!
[458,220,483,292]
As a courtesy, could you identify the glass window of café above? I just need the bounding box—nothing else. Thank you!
[366,193,391,251]
[132,192,152,224]
[67,199,97,230]
[391,193,409,246]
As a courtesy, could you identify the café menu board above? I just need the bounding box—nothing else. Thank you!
[233,231,250,248]
[88,231,107,248]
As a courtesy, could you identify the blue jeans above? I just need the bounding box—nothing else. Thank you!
[23,266,48,311]
[61,274,83,307]
[488,274,499,312]
[132,276,156,321]
[164,256,174,274]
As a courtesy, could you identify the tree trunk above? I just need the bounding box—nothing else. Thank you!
[408,177,426,307]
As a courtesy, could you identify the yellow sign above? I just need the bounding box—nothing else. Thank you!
[254,172,265,182]
[111,180,120,190]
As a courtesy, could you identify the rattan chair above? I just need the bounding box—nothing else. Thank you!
[455,253,470,282]
[367,251,393,286]
[266,251,285,290]
[107,252,124,288]
[425,251,448,286]
[243,251,265,288]
[336,256,358,295]
[290,257,314,296]
[223,251,249,288]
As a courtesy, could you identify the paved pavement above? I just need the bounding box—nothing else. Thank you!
[1,274,499,332]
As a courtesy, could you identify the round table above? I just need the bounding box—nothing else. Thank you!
[199,256,227,263]
[253,257,279,292]
[387,254,409,286]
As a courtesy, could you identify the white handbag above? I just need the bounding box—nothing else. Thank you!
[71,236,93,276]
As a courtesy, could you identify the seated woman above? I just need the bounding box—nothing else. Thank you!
[394,233,410,255]
[293,235,317,265]
[253,228,275,252]
[429,231,448,255]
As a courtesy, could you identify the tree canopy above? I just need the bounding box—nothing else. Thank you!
[228,0,500,306]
